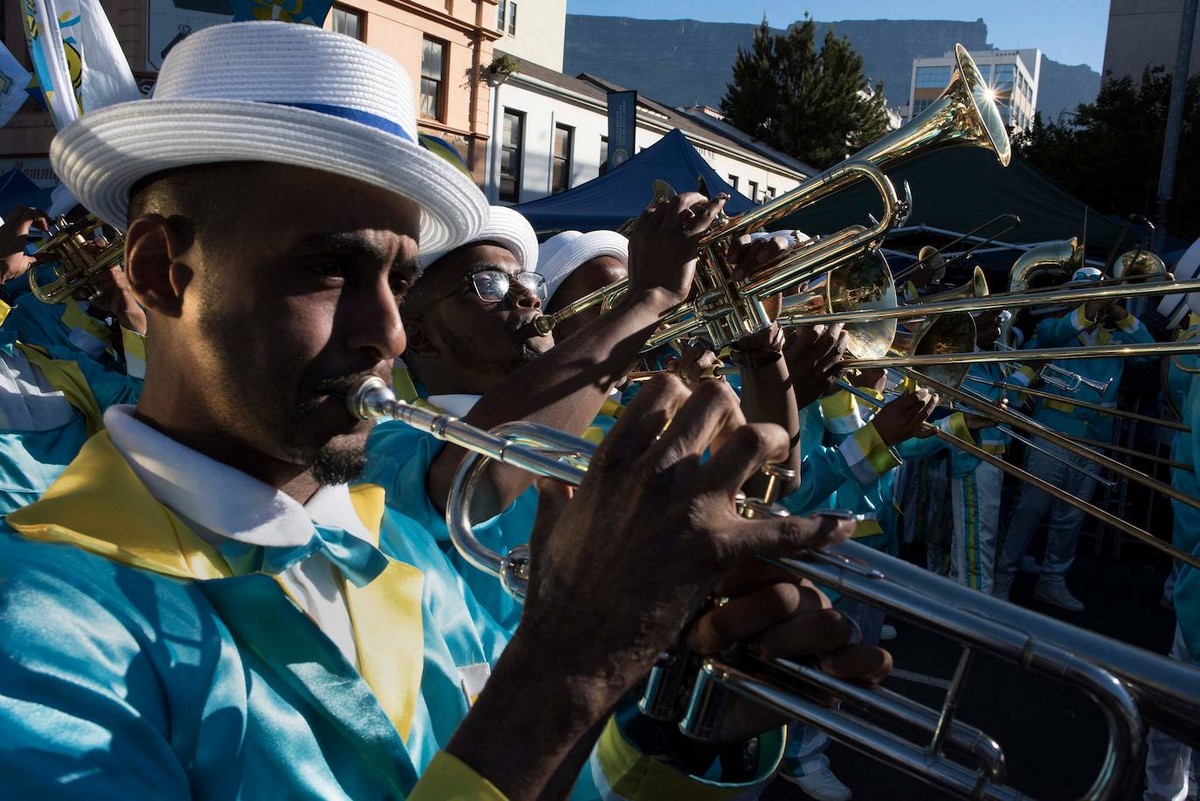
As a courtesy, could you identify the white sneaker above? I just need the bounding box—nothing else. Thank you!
[880,624,898,641]
[1032,582,1085,612]
[780,766,853,801]
[1018,555,1040,573]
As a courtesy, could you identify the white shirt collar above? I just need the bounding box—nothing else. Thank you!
[425,393,481,418]
[104,405,369,549]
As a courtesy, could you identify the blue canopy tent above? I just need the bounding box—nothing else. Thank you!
[514,129,757,235]
[0,168,52,219]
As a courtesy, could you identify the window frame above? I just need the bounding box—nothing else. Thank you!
[499,108,525,203]
[551,123,574,194]
[330,4,365,41]
[419,36,448,122]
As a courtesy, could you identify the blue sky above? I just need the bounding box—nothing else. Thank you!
[565,0,1112,70]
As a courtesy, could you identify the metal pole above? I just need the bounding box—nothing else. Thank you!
[1153,0,1199,253]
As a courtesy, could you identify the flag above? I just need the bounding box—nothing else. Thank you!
[230,0,333,26]
[21,0,140,130]
[22,0,80,128]
[0,42,32,129]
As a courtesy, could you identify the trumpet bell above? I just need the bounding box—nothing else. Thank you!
[1113,249,1168,284]
[893,312,977,388]
[779,251,898,359]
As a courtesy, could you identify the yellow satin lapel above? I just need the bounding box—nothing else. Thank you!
[16,342,106,435]
[346,482,426,742]
[7,432,231,580]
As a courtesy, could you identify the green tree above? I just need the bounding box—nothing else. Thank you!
[1014,66,1200,241]
[720,17,889,169]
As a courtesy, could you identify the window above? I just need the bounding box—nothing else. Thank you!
[599,136,608,174]
[766,187,776,200]
[551,124,573,193]
[728,174,739,191]
[331,5,364,40]
[747,180,759,203]
[910,98,934,118]
[497,0,506,30]
[420,37,447,120]
[508,1,517,35]
[500,109,524,203]
[915,66,952,88]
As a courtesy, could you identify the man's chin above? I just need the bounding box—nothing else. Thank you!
[308,428,371,486]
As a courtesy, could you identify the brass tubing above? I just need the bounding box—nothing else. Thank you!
[777,276,1200,329]
[837,381,1200,571]
[845,340,1200,371]
[964,377,1191,433]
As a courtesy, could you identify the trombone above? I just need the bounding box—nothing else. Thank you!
[347,375,1200,801]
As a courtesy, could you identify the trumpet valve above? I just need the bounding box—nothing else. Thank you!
[738,463,796,520]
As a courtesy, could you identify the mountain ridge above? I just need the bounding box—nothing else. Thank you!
[563,15,1099,125]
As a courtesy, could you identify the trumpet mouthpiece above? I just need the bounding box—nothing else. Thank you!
[346,375,392,421]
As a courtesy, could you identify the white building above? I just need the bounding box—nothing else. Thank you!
[491,0,566,71]
[907,49,1042,131]
[485,53,812,206]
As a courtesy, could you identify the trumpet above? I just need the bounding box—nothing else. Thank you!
[347,376,1200,800]
[26,215,125,304]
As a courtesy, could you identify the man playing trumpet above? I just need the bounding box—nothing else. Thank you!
[0,21,889,800]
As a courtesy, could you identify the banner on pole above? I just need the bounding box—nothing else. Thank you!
[606,90,637,171]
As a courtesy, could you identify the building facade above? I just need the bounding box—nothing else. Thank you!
[0,0,502,186]
[907,48,1041,132]
[485,53,811,207]
[1103,0,1200,83]
[490,0,563,71]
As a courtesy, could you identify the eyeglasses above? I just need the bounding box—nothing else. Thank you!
[406,269,548,320]
[464,269,548,303]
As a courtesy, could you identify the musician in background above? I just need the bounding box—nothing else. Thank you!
[994,267,1154,610]
[0,211,143,513]
[539,229,629,342]
[776,366,940,801]
[1143,290,1200,800]
[0,22,891,800]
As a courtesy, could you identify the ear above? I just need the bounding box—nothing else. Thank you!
[124,214,193,317]
[401,316,440,360]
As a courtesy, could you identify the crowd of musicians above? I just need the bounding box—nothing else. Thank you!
[0,20,1196,801]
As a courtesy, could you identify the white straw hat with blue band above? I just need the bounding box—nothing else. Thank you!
[49,21,487,255]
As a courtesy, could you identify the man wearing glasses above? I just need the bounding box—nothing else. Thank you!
[368,204,717,631]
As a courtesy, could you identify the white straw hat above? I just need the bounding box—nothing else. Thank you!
[419,205,538,272]
[1159,237,1200,322]
[538,230,629,301]
[49,21,487,255]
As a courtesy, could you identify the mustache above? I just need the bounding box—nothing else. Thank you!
[313,370,389,397]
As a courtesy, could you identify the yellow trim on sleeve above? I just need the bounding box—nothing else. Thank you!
[857,423,901,475]
[596,717,786,800]
[121,327,147,379]
[1043,398,1076,415]
[60,297,112,343]
[408,752,510,801]
[1115,312,1139,333]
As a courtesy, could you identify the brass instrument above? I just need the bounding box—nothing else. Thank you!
[347,375,1200,800]
[1037,363,1113,395]
[890,212,1020,285]
[1007,238,1084,294]
[26,215,125,304]
[533,43,1010,348]
[1112,249,1169,284]
[963,374,1188,433]
[907,265,989,304]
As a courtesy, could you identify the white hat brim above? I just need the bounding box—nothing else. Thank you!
[50,98,487,254]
